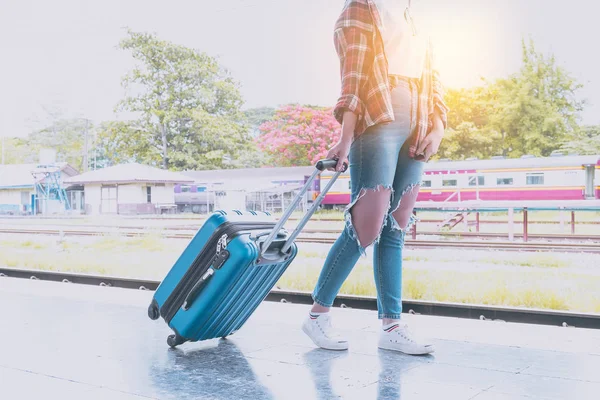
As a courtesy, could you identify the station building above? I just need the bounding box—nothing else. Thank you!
[0,163,79,215]
[64,163,194,215]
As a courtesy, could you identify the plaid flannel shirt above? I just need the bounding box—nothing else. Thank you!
[333,0,449,159]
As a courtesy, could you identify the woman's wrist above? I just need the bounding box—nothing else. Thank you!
[339,129,354,144]
[340,111,357,143]
[431,113,444,135]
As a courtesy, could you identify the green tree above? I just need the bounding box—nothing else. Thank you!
[230,141,272,168]
[116,29,249,170]
[436,86,501,160]
[167,109,250,170]
[94,120,161,168]
[488,39,584,157]
[561,125,600,155]
[437,39,584,160]
[244,107,276,137]
[1,137,30,164]
[436,122,501,161]
[21,118,91,170]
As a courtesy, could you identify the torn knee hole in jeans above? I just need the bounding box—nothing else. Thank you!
[343,185,393,254]
[389,183,420,233]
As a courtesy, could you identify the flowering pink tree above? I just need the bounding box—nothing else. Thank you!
[256,105,341,167]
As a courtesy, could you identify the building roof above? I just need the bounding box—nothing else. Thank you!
[0,163,78,189]
[183,165,315,183]
[64,163,195,185]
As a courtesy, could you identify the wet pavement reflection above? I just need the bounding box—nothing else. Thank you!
[1,278,600,400]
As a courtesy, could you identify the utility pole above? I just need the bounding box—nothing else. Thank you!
[93,130,97,170]
[83,119,89,172]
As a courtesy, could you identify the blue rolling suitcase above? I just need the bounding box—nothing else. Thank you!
[148,159,345,347]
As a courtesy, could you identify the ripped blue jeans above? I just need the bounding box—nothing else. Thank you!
[312,78,424,319]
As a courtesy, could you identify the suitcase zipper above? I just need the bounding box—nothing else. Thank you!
[160,221,276,324]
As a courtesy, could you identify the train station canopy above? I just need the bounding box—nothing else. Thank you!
[64,163,194,185]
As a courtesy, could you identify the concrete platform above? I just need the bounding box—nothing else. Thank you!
[1,278,599,400]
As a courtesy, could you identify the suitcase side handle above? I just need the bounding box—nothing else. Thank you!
[260,158,347,257]
[181,267,215,311]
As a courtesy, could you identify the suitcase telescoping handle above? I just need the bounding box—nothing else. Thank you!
[260,158,347,256]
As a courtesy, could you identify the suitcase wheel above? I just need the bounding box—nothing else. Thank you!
[167,334,185,348]
[147,299,160,320]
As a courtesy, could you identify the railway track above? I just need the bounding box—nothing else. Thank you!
[1,227,599,253]
[1,267,598,329]
[2,222,600,242]
[2,215,599,225]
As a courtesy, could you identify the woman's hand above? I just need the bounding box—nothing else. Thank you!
[326,138,352,171]
[415,129,443,162]
[416,113,445,162]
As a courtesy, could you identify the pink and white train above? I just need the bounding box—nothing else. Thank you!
[317,154,600,209]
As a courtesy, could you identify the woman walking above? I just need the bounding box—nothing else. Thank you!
[302,0,448,355]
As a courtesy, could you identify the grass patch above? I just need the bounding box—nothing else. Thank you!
[21,240,47,249]
[403,255,430,263]
[517,254,570,268]
[476,253,570,268]
[91,233,166,252]
[92,236,124,251]
[277,254,600,313]
[2,232,599,313]
[0,240,47,250]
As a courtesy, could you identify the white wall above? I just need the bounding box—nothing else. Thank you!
[0,189,32,205]
[84,184,101,215]
[118,184,145,204]
[82,182,178,214]
[150,184,175,204]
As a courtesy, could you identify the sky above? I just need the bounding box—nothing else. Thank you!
[1,0,599,138]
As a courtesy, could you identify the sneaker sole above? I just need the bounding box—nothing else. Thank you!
[378,340,434,355]
[302,323,349,351]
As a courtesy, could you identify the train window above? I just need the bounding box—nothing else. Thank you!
[526,173,544,185]
[181,185,191,193]
[442,179,457,187]
[497,178,513,185]
[468,176,485,186]
[421,180,432,188]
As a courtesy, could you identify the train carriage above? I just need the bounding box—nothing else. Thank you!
[318,154,600,208]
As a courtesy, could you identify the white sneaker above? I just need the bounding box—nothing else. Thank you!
[378,323,434,355]
[301,312,349,351]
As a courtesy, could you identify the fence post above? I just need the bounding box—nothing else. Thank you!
[412,210,417,240]
[523,207,528,242]
[508,208,514,241]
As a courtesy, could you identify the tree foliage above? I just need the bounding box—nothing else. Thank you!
[94,120,160,168]
[244,107,276,137]
[437,39,585,160]
[1,137,30,164]
[113,29,249,170]
[20,118,90,170]
[256,105,340,167]
[560,125,600,155]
